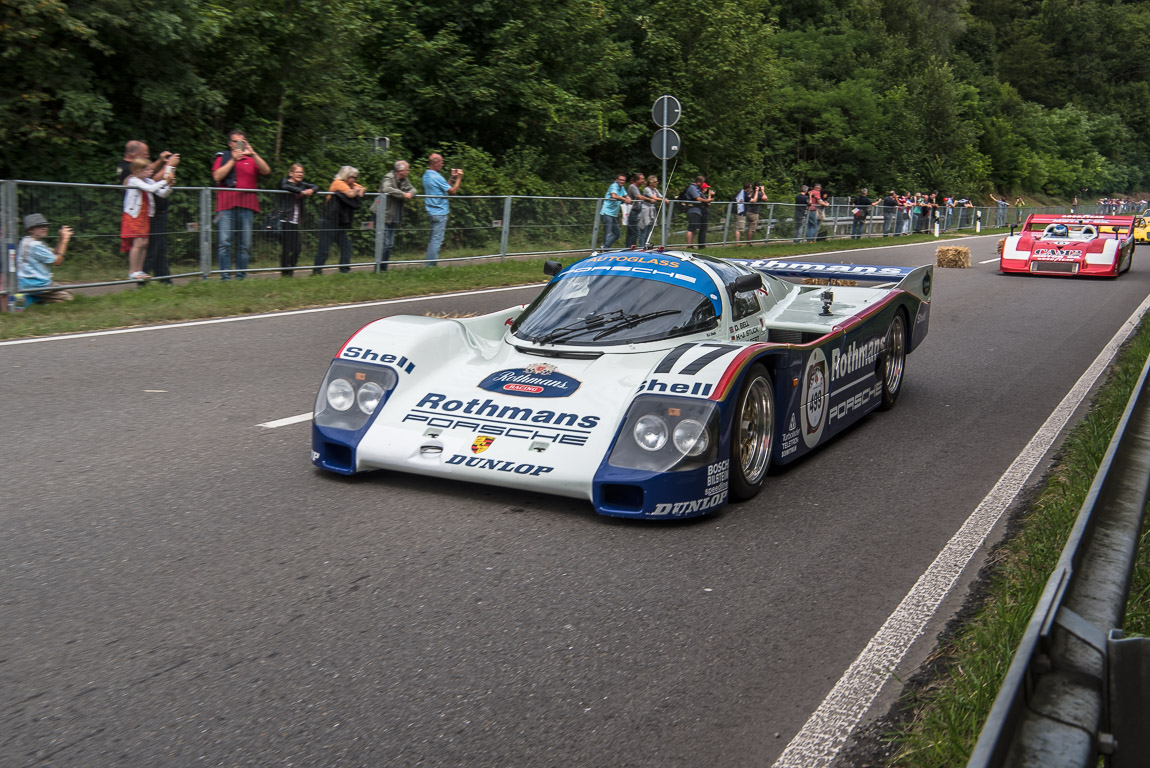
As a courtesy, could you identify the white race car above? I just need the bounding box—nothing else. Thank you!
[312,250,933,519]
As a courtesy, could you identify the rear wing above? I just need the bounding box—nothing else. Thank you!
[729,258,933,303]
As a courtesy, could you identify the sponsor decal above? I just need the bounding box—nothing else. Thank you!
[829,382,883,424]
[559,257,723,316]
[637,378,714,397]
[311,450,320,461]
[801,348,828,449]
[446,454,554,476]
[402,393,599,446]
[471,436,495,454]
[478,367,581,398]
[650,491,728,517]
[831,337,885,382]
[340,347,416,373]
[1033,248,1078,259]
[729,317,761,341]
[780,413,801,458]
[705,459,730,497]
[744,259,909,277]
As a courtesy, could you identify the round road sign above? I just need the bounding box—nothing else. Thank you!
[651,128,680,160]
[652,95,681,128]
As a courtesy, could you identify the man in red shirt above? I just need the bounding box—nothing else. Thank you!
[211,130,270,279]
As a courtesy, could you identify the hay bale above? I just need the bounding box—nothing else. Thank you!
[935,245,971,268]
[801,277,859,286]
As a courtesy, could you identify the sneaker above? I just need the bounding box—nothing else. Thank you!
[129,271,150,280]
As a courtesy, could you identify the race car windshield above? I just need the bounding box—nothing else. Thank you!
[512,275,719,346]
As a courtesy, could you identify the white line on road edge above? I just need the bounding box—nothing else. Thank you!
[0,284,546,347]
[771,289,1150,768]
[258,413,312,429]
[979,258,999,264]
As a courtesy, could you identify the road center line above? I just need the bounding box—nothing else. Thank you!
[770,289,1150,768]
[258,413,312,429]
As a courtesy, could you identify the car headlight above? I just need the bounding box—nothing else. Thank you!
[357,381,385,414]
[673,418,709,457]
[634,415,668,451]
[327,378,355,411]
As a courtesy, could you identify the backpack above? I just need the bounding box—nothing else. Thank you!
[675,184,695,215]
[212,151,238,188]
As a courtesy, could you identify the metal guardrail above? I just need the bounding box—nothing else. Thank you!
[968,351,1150,767]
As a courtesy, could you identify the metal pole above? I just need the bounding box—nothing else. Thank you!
[661,157,668,247]
[499,196,512,261]
[199,188,212,279]
[764,202,774,244]
[2,180,15,309]
[590,199,600,251]
[373,193,385,272]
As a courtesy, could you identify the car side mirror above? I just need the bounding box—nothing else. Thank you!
[730,273,762,294]
[543,260,562,277]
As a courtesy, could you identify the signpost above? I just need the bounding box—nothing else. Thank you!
[651,95,681,246]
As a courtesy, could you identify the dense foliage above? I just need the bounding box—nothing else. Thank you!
[3,0,1148,200]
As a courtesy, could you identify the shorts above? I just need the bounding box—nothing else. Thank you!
[686,207,703,233]
[744,212,760,232]
[734,214,747,232]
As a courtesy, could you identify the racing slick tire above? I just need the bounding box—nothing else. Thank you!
[730,364,774,501]
[1122,248,1133,274]
[879,310,907,411]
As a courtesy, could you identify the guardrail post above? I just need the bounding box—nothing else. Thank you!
[199,188,212,280]
[721,202,732,245]
[499,196,512,262]
[1,180,15,310]
[764,202,774,244]
[590,200,601,251]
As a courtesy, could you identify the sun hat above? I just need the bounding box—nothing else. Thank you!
[24,213,48,230]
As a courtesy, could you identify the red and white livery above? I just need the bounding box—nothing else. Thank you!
[1000,214,1134,277]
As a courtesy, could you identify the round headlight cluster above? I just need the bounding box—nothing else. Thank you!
[326,378,385,415]
[326,378,355,411]
[633,415,668,451]
[673,418,709,456]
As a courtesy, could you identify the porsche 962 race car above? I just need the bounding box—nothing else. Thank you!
[1000,214,1135,277]
[312,251,933,519]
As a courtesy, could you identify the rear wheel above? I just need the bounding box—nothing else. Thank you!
[879,311,907,411]
[730,365,774,501]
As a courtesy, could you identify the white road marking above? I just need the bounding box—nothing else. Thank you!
[979,258,999,264]
[0,284,545,347]
[771,289,1150,768]
[258,413,312,429]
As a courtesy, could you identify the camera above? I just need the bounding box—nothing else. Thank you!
[451,168,462,175]
[237,140,248,152]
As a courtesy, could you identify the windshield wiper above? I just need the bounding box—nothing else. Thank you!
[533,310,627,345]
[592,309,681,340]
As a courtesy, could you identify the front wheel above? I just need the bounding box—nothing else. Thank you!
[730,365,774,501]
[879,311,907,410]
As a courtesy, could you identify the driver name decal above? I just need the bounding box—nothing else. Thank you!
[479,365,581,398]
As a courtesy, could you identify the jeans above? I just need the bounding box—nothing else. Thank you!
[850,218,865,238]
[426,214,447,266]
[601,213,621,249]
[909,213,919,233]
[894,211,906,235]
[794,212,804,243]
[313,223,352,273]
[805,210,819,240]
[280,222,301,276]
[217,207,254,279]
[380,222,398,271]
[943,209,952,230]
[996,208,1006,227]
[882,214,894,236]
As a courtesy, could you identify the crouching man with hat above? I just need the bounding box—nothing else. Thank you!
[17,213,74,304]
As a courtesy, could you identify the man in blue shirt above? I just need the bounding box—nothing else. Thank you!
[422,153,463,267]
[600,173,630,249]
[16,213,74,304]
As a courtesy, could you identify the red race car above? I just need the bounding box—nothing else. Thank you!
[1000,214,1134,277]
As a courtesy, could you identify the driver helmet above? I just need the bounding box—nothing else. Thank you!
[1049,223,1069,238]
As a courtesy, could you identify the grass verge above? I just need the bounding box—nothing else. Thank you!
[878,317,1150,767]
[1,231,985,341]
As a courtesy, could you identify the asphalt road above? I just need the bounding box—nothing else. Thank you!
[3,237,1149,768]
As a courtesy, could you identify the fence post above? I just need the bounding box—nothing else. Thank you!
[764,202,774,244]
[373,194,385,272]
[590,200,601,251]
[1,180,14,309]
[199,188,212,279]
[499,196,512,262]
[721,202,732,246]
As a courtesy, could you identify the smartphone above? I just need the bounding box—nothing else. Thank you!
[238,140,248,152]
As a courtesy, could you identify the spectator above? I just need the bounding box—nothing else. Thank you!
[794,185,809,243]
[211,129,271,280]
[600,172,630,249]
[928,192,940,232]
[807,183,828,241]
[909,193,923,233]
[637,174,661,247]
[120,156,171,280]
[313,166,365,274]
[990,194,1009,227]
[279,163,318,277]
[733,183,750,246]
[422,153,462,266]
[943,196,955,230]
[682,176,706,247]
[697,180,715,246]
[957,197,973,228]
[16,214,74,304]
[850,187,872,239]
[1014,196,1026,224]
[118,139,167,184]
[624,172,646,248]
[376,160,416,272]
[880,190,898,236]
[1071,195,1077,214]
[744,183,767,244]
[144,153,181,284]
[900,192,912,235]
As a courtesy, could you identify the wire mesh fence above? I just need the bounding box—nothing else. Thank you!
[1,178,1113,310]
